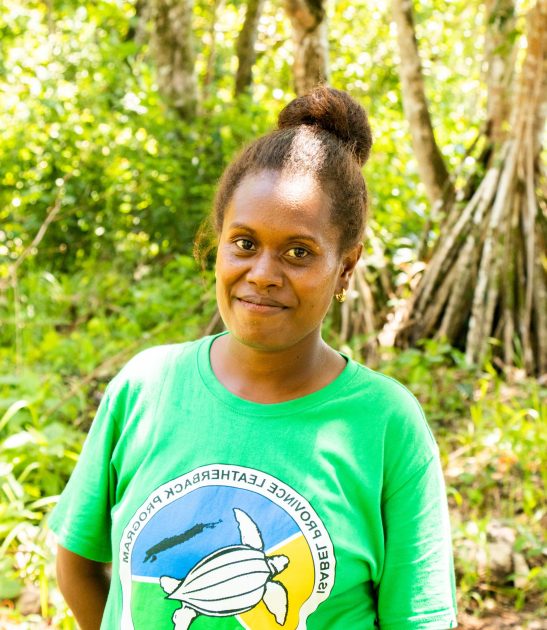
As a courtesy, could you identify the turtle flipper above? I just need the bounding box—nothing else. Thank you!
[269,554,289,575]
[172,606,198,630]
[160,575,182,598]
[233,508,264,550]
[263,580,288,625]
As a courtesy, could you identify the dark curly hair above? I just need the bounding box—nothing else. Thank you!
[199,86,372,256]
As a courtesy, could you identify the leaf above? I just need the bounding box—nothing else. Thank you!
[0,400,30,433]
[0,573,23,599]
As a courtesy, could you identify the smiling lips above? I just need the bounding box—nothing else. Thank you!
[236,295,287,313]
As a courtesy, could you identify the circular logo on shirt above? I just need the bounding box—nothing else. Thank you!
[119,464,335,630]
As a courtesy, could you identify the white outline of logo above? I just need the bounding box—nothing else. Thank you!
[120,464,336,630]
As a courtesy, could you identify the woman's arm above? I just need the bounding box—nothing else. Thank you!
[56,545,111,630]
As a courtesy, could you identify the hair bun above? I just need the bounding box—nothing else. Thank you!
[277,86,372,166]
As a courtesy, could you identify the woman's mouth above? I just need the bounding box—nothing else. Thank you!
[236,296,287,313]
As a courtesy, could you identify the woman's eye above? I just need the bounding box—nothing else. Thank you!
[234,238,255,251]
[287,247,309,259]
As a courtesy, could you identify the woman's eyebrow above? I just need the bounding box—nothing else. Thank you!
[228,223,319,244]
[284,234,320,245]
[227,222,255,233]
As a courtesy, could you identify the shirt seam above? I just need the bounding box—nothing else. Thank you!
[359,365,434,438]
[382,454,437,503]
[48,524,113,563]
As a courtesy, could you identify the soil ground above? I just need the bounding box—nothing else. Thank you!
[458,611,545,629]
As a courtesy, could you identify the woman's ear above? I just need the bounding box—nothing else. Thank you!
[338,243,363,290]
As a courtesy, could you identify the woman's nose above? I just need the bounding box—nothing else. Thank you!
[246,251,283,288]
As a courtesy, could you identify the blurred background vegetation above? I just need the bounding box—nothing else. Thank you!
[0,0,545,627]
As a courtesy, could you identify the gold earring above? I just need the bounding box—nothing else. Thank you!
[335,288,346,303]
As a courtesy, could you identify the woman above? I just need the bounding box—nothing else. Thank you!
[50,87,458,630]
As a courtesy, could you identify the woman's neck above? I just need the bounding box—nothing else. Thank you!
[209,332,346,404]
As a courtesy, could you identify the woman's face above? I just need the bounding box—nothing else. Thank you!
[215,170,360,352]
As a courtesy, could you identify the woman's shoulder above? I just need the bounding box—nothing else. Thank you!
[349,360,425,416]
[347,359,437,449]
[107,336,208,394]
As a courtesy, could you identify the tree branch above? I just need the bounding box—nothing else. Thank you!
[234,0,264,96]
[391,0,454,208]
[1,176,72,292]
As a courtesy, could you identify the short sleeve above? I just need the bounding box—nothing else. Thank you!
[48,385,120,562]
[377,448,457,629]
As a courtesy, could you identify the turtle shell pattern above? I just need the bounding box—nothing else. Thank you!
[168,544,276,616]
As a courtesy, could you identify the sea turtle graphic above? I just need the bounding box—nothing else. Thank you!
[159,508,290,629]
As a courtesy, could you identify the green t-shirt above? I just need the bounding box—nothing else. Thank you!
[49,334,457,630]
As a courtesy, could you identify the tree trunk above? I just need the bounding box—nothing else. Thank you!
[125,0,148,43]
[337,229,393,362]
[391,0,454,209]
[203,0,224,102]
[284,0,329,95]
[235,0,265,96]
[393,0,547,375]
[149,0,197,119]
[484,0,518,146]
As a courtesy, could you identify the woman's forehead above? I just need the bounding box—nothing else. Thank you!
[231,170,330,212]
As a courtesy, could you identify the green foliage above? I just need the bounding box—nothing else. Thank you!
[0,255,215,621]
[379,339,473,425]
[0,0,272,277]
